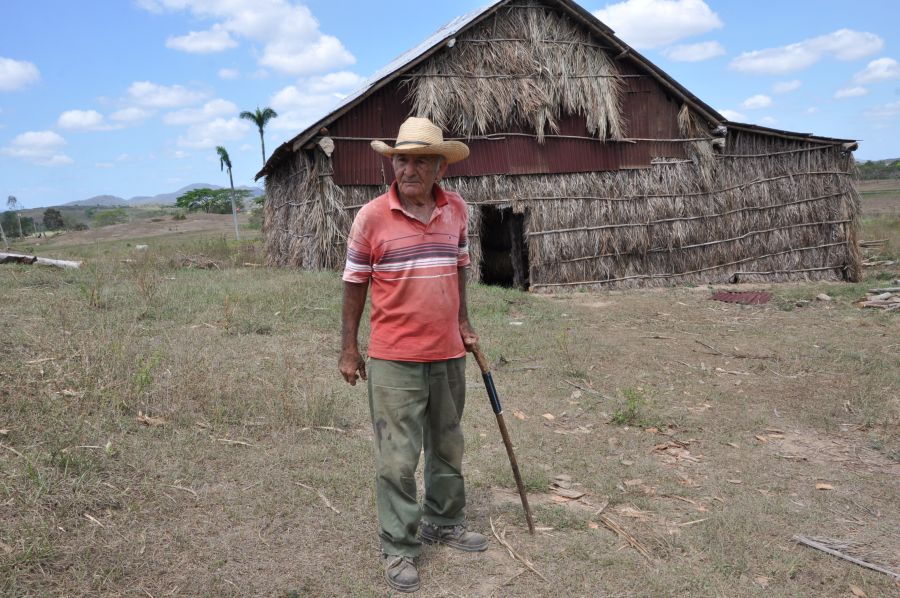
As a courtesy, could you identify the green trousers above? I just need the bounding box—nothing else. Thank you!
[367,357,468,557]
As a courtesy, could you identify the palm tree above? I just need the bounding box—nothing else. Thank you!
[216,146,240,241]
[239,106,278,166]
[7,195,23,237]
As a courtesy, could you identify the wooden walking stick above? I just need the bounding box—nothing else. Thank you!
[471,343,536,534]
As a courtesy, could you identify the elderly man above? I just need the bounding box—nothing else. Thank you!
[339,116,487,592]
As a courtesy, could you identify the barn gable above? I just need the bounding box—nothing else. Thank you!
[261,0,861,290]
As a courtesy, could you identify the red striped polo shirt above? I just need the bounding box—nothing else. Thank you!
[342,182,470,362]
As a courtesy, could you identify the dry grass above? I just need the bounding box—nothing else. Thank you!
[1,216,897,596]
[404,0,623,140]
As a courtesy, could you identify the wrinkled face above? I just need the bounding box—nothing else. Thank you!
[392,153,447,201]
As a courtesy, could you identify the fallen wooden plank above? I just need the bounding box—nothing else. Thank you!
[0,252,81,269]
[793,535,900,581]
[868,287,900,294]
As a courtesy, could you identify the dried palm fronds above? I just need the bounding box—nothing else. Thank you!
[263,148,348,270]
[404,0,624,141]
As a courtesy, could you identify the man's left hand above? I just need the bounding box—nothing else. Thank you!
[459,320,479,352]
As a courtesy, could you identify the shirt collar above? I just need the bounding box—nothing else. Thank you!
[388,181,448,212]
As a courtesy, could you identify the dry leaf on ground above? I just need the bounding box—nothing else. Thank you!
[542,413,555,421]
[849,584,867,597]
[617,505,652,520]
[551,488,585,500]
[136,412,166,427]
[512,410,527,420]
[754,576,770,588]
[815,483,834,490]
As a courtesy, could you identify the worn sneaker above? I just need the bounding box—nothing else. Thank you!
[383,554,420,593]
[419,522,489,552]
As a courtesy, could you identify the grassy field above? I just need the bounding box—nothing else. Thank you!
[1,202,898,596]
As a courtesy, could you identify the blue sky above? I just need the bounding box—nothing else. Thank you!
[2,0,899,209]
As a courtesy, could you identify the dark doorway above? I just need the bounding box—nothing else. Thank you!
[479,206,529,290]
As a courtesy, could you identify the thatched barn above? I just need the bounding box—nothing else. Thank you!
[257,0,861,290]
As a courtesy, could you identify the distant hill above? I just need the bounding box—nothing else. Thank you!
[857,158,900,180]
[62,184,264,207]
[68,194,129,207]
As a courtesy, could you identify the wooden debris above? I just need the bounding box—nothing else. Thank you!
[295,481,340,514]
[1,252,82,269]
[856,288,900,311]
[0,443,25,458]
[167,484,199,499]
[815,483,834,490]
[793,535,900,580]
[217,438,254,447]
[84,513,105,527]
[299,426,347,433]
[490,518,548,582]
[597,513,652,560]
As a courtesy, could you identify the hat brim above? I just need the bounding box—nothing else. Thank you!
[371,139,469,164]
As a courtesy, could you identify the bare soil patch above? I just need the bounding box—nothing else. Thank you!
[2,226,898,597]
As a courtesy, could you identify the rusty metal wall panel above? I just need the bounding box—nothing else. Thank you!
[328,74,687,184]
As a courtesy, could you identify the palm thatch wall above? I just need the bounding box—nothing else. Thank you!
[262,0,861,290]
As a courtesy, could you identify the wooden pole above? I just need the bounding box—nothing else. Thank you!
[472,344,535,534]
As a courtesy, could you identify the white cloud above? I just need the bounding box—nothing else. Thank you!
[865,100,900,120]
[43,155,74,166]
[308,71,365,93]
[834,86,868,99]
[110,107,154,123]
[0,57,40,91]
[741,94,772,109]
[773,80,801,94]
[853,57,900,84]
[264,72,366,132]
[166,26,237,53]
[718,109,747,121]
[176,117,252,148]
[759,116,778,126]
[218,68,239,80]
[2,130,72,165]
[730,29,883,74]
[128,81,208,108]
[163,99,238,125]
[57,109,111,131]
[662,41,725,62]
[268,84,345,131]
[593,0,722,49]
[139,0,355,75]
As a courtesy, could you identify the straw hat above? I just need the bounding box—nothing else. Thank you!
[371,117,469,164]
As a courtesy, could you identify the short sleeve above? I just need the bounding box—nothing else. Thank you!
[342,212,373,283]
[457,202,471,268]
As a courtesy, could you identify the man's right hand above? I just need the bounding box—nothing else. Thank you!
[339,348,367,385]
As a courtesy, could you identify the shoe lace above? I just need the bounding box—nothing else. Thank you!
[387,555,414,569]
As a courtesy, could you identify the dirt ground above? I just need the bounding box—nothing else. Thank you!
[858,179,900,215]
[1,191,898,597]
[22,212,253,248]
